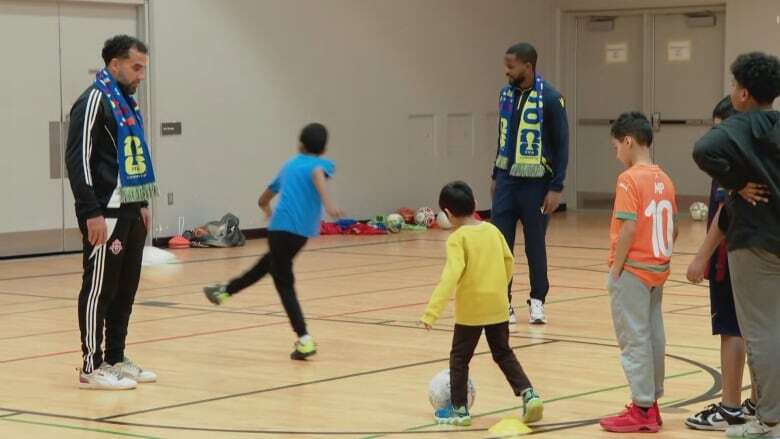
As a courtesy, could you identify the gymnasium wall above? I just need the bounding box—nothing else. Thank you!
[147,0,557,237]
[555,0,780,93]
[725,0,780,94]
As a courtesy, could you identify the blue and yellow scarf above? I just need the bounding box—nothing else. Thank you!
[95,68,158,203]
[495,74,547,177]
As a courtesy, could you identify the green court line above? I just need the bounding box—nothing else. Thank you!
[516,331,720,352]
[361,370,701,439]
[0,418,162,439]
[660,398,685,407]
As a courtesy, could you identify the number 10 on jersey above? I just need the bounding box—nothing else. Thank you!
[644,200,674,258]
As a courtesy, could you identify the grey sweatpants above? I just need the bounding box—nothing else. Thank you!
[608,270,666,407]
[729,248,780,423]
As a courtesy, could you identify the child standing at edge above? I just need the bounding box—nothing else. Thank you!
[600,112,678,433]
[685,96,759,431]
[204,123,342,360]
[420,181,543,426]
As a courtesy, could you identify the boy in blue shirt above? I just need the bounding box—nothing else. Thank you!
[204,123,341,360]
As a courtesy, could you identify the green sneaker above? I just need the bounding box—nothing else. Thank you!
[435,405,472,426]
[522,388,544,424]
[290,338,317,360]
[203,285,230,305]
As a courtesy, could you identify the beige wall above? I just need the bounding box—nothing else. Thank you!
[554,0,780,208]
[725,0,780,93]
[146,0,780,235]
[147,0,557,235]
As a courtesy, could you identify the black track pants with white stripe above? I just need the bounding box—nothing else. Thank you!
[78,211,146,373]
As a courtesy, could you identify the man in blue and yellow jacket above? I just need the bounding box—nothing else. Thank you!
[491,42,569,325]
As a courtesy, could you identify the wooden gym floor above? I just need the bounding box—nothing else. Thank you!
[0,211,742,438]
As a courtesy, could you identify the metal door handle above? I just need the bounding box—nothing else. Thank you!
[49,121,61,179]
[652,112,661,132]
[49,121,69,179]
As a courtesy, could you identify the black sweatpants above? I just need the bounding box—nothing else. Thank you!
[491,171,551,304]
[226,231,308,337]
[78,207,146,373]
[450,322,532,407]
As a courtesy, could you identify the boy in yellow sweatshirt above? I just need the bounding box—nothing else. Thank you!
[420,181,543,426]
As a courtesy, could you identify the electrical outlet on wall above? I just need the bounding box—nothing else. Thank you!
[167,192,174,205]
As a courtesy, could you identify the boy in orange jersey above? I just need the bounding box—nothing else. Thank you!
[600,112,678,434]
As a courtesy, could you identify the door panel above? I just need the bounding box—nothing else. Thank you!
[653,12,725,204]
[0,1,64,256]
[60,2,139,251]
[575,15,644,209]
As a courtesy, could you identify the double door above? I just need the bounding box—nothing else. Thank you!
[0,1,141,257]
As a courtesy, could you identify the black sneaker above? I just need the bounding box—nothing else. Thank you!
[290,339,317,360]
[685,403,746,431]
[742,398,756,417]
[203,284,230,305]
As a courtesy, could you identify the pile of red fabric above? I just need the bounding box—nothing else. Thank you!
[320,220,387,236]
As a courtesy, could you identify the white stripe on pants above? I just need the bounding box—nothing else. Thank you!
[729,247,780,423]
[608,270,666,407]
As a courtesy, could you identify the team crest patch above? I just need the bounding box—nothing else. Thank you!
[109,239,123,255]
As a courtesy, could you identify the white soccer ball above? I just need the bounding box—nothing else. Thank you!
[436,211,452,229]
[690,202,709,221]
[428,368,476,409]
[415,207,436,228]
[386,213,405,233]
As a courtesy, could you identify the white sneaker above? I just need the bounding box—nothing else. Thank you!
[79,363,137,390]
[528,299,547,324]
[112,356,157,383]
[508,306,517,324]
[726,419,780,438]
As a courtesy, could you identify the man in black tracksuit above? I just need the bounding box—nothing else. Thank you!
[693,51,780,435]
[66,35,156,390]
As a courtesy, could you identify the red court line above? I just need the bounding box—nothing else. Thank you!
[0,318,287,365]
[319,301,430,318]
[0,301,433,364]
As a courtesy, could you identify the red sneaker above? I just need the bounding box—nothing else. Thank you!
[653,401,663,426]
[600,403,661,433]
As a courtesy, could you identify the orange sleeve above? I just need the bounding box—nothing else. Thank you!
[614,173,639,221]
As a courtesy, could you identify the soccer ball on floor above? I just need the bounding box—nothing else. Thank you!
[428,368,476,409]
[415,207,436,228]
[436,211,452,229]
[690,202,709,221]
[386,213,405,233]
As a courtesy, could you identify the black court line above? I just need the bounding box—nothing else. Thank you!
[670,312,712,318]
[0,319,721,436]
[0,235,724,434]
[0,311,215,342]
[0,238,427,283]
[319,251,446,261]
[137,263,441,302]
[416,238,702,257]
[96,340,558,421]
[0,290,75,301]
[98,419,592,436]
[0,253,441,320]
[167,238,426,267]
[0,303,83,318]
[668,304,710,314]
[1,336,716,437]
[137,258,425,295]
[0,412,21,419]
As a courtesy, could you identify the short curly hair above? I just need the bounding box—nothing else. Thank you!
[102,35,147,66]
[611,111,653,147]
[731,52,780,105]
[439,181,475,218]
[712,95,737,121]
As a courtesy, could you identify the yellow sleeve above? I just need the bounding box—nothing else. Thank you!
[501,234,514,285]
[421,235,465,325]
